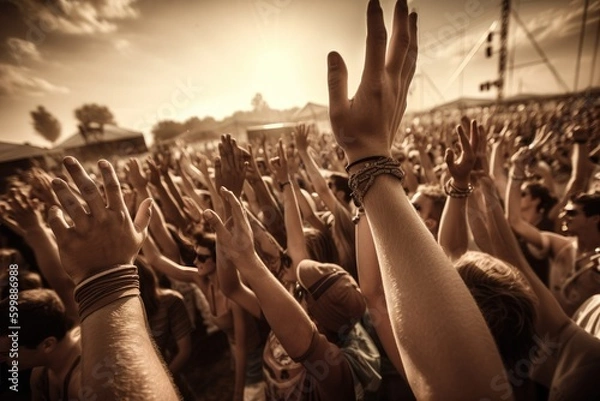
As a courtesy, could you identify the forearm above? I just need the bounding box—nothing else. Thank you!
[238,254,313,359]
[81,296,179,401]
[466,190,495,255]
[282,183,309,267]
[163,172,186,210]
[24,228,78,321]
[167,337,191,374]
[363,175,507,399]
[438,197,469,261]
[154,183,187,229]
[356,216,406,377]
[248,177,286,246]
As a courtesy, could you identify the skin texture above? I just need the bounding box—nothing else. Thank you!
[48,156,179,401]
[326,1,510,399]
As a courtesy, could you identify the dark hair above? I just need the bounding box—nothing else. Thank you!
[455,252,537,370]
[416,184,447,220]
[190,231,217,260]
[0,289,72,348]
[0,270,43,299]
[571,192,600,230]
[304,227,339,266]
[525,182,557,215]
[328,173,352,204]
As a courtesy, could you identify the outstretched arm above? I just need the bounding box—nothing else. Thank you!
[48,157,179,401]
[6,189,78,323]
[327,1,508,399]
[205,188,314,359]
[438,121,478,260]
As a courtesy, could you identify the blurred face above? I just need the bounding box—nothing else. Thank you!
[411,192,438,235]
[194,246,215,276]
[559,202,587,235]
[519,185,540,213]
[0,336,45,370]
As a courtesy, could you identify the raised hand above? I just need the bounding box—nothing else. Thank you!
[218,134,247,197]
[268,140,289,186]
[146,157,162,188]
[204,187,255,265]
[48,157,153,285]
[293,123,311,154]
[327,0,417,163]
[6,188,45,232]
[444,120,478,188]
[124,158,148,190]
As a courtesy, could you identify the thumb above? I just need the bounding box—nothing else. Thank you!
[203,209,228,238]
[133,198,153,233]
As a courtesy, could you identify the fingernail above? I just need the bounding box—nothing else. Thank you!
[52,178,63,186]
[64,156,76,166]
[99,160,110,169]
[203,210,213,220]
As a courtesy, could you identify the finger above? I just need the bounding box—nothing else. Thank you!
[63,156,105,216]
[202,209,229,240]
[133,198,153,234]
[220,187,247,229]
[457,125,472,156]
[469,120,479,153]
[97,160,127,212]
[387,0,410,76]
[47,205,69,241]
[460,116,470,135]
[327,52,350,128]
[363,0,387,82]
[444,148,455,167]
[52,178,90,230]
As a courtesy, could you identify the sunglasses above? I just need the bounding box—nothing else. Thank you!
[195,253,212,263]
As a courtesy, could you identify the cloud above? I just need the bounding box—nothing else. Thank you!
[0,64,69,97]
[14,0,140,37]
[113,38,131,53]
[6,38,42,62]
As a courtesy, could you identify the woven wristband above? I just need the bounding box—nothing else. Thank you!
[74,265,140,322]
[443,179,474,198]
[348,157,405,207]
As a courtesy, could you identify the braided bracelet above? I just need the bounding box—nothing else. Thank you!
[443,179,474,198]
[74,265,140,321]
[348,157,405,207]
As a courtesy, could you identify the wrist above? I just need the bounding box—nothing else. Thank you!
[451,179,470,191]
[346,152,392,175]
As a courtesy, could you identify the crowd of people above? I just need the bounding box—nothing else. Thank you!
[1,0,600,400]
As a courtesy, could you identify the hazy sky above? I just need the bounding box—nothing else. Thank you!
[0,0,598,147]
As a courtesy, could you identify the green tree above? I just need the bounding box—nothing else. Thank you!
[30,106,61,143]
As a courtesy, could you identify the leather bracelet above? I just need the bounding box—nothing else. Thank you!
[74,265,140,322]
[345,155,389,173]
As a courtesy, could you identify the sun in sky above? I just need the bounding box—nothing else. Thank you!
[0,0,598,146]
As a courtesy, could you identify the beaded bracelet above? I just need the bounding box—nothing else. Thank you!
[348,157,405,207]
[443,179,474,198]
[352,206,365,225]
[74,265,140,322]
